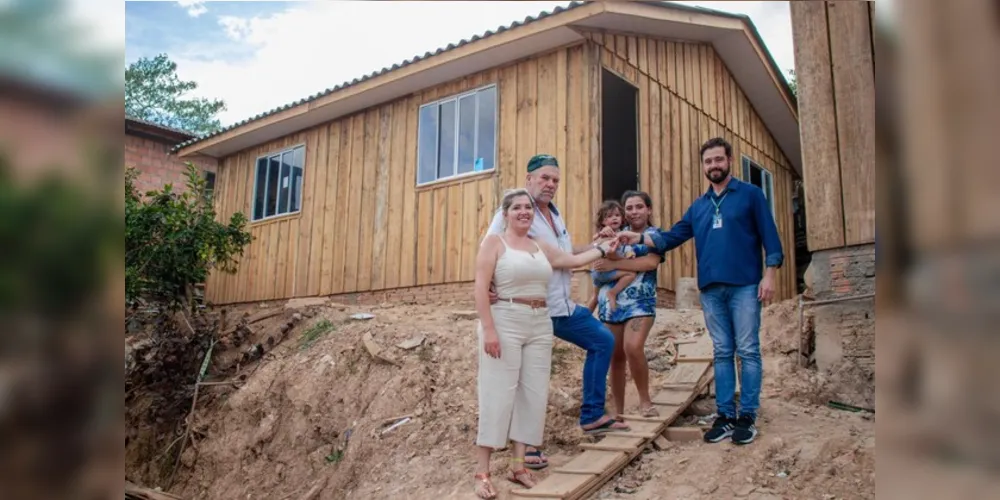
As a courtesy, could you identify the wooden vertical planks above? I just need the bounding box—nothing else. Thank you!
[357,109,379,291]
[295,129,318,297]
[332,121,353,294]
[319,123,341,296]
[566,44,587,250]
[498,64,519,193]
[537,52,559,207]
[383,102,406,290]
[555,48,570,232]
[828,1,875,246]
[306,125,330,297]
[445,185,462,283]
[342,114,365,292]
[669,93,682,287]
[638,71,650,194]
[790,0,845,251]
[371,106,393,291]
[516,59,538,185]
[399,97,418,288]
[202,36,802,304]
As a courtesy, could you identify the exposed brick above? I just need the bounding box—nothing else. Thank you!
[126,133,217,196]
[807,243,875,404]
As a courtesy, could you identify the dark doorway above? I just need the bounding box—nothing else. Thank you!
[601,68,639,203]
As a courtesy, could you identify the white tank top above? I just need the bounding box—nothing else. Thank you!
[494,236,553,299]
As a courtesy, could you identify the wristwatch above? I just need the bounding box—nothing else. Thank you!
[594,244,607,258]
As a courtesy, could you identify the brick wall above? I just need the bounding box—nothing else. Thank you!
[805,243,875,405]
[125,133,217,195]
[806,243,876,300]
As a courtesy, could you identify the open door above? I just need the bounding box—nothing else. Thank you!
[601,68,639,202]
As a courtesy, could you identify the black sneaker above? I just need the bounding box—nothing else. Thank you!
[732,415,758,445]
[703,415,736,443]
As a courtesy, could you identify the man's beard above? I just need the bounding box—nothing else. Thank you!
[706,166,730,183]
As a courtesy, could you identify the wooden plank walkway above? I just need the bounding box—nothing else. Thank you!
[511,334,715,499]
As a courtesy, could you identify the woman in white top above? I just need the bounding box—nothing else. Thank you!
[472,189,620,499]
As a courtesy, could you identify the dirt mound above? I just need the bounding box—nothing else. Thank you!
[126,298,873,500]
[602,399,874,499]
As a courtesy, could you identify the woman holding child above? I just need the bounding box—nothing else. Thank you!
[472,188,620,499]
[590,191,666,419]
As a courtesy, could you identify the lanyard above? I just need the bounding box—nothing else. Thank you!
[710,192,729,214]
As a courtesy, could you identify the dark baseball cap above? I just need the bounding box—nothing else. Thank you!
[526,154,559,172]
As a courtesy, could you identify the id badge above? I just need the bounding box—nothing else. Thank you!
[712,213,723,229]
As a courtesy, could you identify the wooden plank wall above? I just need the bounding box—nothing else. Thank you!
[584,33,799,302]
[790,1,875,252]
[205,43,601,304]
[206,33,800,305]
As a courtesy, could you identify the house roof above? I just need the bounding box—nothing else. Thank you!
[175,1,800,173]
[126,116,197,143]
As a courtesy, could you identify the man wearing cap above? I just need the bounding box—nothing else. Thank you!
[485,154,629,451]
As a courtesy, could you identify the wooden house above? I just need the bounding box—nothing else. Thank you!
[177,0,801,306]
[790,1,875,377]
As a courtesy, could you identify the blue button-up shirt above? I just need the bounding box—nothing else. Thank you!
[647,177,784,290]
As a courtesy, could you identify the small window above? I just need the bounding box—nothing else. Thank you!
[741,156,775,215]
[252,144,305,221]
[203,171,216,202]
[417,85,497,185]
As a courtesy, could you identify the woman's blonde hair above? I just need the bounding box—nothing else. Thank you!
[501,188,535,215]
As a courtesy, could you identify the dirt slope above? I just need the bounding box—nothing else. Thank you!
[155,299,873,500]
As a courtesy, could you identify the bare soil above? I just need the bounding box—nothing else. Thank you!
[126,298,874,500]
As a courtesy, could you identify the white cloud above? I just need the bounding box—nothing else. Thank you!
[169,1,795,128]
[177,0,207,18]
[218,15,251,41]
[68,0,125,56]
[173,1,570,126]
[674,1,795,80]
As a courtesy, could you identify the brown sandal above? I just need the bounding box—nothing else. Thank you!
[508,468,537,489]
[474,473,497,499]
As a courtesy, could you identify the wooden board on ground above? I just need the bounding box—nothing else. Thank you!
[512,332,714,499]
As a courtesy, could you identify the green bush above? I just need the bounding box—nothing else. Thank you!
[0,155,120,316]
[125,163,252,309]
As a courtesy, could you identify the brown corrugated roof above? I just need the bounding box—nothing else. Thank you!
[126,115,197,143]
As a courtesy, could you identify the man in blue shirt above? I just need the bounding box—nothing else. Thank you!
[619,137,784,445]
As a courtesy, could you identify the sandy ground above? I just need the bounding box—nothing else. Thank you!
[142,298,874,500]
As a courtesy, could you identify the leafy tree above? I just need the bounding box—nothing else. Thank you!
[125,54,226,135]
[126,163,252,309]
[787,69,798,97]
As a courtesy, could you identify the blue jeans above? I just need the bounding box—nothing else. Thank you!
[551,305,616,426]
[699,284,763,419]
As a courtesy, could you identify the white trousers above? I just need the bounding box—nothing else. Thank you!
[476,302,554,449]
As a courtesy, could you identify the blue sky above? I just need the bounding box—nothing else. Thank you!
[125,1,804,128]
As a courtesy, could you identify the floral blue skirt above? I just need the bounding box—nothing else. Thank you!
[596,273,658,324]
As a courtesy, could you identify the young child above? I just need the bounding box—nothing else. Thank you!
[587,200,638,313]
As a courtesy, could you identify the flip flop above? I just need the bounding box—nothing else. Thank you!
[582,417,630,436]
[524,449,549,470]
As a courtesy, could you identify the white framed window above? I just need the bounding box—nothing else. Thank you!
[416,84,497,185]
[742,155,775,215]
[252,144,305,222]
